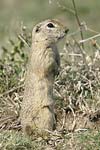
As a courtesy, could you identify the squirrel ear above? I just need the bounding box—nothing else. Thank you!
[35,25,41,33]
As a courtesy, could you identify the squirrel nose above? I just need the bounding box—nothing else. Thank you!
[65,29,69,34]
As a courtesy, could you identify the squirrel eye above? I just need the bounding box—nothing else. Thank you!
[47,23,55,28]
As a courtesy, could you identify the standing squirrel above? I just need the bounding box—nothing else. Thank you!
[20,19,69,134]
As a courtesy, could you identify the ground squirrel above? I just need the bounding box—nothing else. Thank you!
[20,19,69,134]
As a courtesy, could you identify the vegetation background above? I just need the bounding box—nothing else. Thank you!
[0,0,100,150]
[0,0,100,45]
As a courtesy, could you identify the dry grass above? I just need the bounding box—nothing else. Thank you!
[0,22,100,149]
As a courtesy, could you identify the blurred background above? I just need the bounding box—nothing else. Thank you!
[0,0,100,46]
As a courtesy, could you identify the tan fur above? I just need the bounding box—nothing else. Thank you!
[20,19,69,134]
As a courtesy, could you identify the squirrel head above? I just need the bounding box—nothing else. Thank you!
[32,19,69,44]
